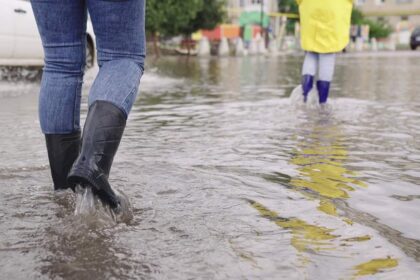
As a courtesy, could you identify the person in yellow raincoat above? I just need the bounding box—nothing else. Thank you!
[296,0,353,104]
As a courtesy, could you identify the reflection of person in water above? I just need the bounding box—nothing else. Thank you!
[291,120,366,215]
[250,119,398,277]
[296,0,353,104]
[31,0,146,211]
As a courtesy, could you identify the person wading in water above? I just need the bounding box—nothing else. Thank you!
[31,0,146,211]
[297,0,353,104]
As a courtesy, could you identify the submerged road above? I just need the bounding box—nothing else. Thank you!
[1,52,420,279]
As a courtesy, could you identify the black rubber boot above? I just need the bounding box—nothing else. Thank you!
[45,132,81,190]
[68,101,126,210]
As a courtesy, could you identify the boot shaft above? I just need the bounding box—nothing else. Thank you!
[80,101,127,176]
[45,132,81,190]
[301,75,314,102]
[316,80,331,104]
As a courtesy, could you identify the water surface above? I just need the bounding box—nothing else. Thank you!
[1,52,420,279]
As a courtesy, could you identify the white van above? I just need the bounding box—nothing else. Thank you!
[0,0,96,67]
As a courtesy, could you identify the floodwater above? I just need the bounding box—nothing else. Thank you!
[1,51,420,279]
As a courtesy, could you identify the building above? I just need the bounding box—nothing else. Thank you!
[198,0,278,42]
[355,0,420,29]
[226,0,279,24]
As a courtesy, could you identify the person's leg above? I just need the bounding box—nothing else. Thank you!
[317,53,337,104]
[31,0,87,190]
[301,52,318,102]
[87,0,145,114]
[68,0,146,209]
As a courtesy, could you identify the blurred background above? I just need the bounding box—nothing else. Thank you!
[1,0,420,73]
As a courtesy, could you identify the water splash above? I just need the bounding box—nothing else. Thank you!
[289,85,334,115]
[74,185,133,225]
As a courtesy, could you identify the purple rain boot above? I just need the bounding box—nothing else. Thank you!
[301,75,314,102]
[316,80,331,104]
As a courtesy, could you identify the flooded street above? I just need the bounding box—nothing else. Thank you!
[1,52,420,279]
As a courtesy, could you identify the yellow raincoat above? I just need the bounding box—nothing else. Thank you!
[296,0,353,53]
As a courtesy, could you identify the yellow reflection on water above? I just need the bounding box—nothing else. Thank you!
[317,199,337,216]
[353,257,399,277]
[250,201,337,253]
[249,200,400,278]
[290,125,367,204]
[250,118,400,277]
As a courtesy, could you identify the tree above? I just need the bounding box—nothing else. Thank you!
[146,0,203,56]
[278,0,299,34]
[351,8,393,39]
[278,0,298,14]
[146,0,165,56]
[364,19,393,39]
[180,0,226,36]
[146,0,226,56]
[179,0,226,54]
[351,8,365,25]
[160,0,204,36]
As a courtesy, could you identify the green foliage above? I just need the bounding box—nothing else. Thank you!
[351,8,364,25]
[180,0,226,35]
[146,0,226,37]
[146,0,201,36]
[145,0,164,34]
[161,0,203,36]
[364,19,393,39]
[351,8,393,38]
[278,0,298,13]
[278,0,299,34]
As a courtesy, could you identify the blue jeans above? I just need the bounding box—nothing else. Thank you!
[31,0,146,134]
[302,52,336,82]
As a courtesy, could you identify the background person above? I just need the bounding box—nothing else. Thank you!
[297,0,353,104]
